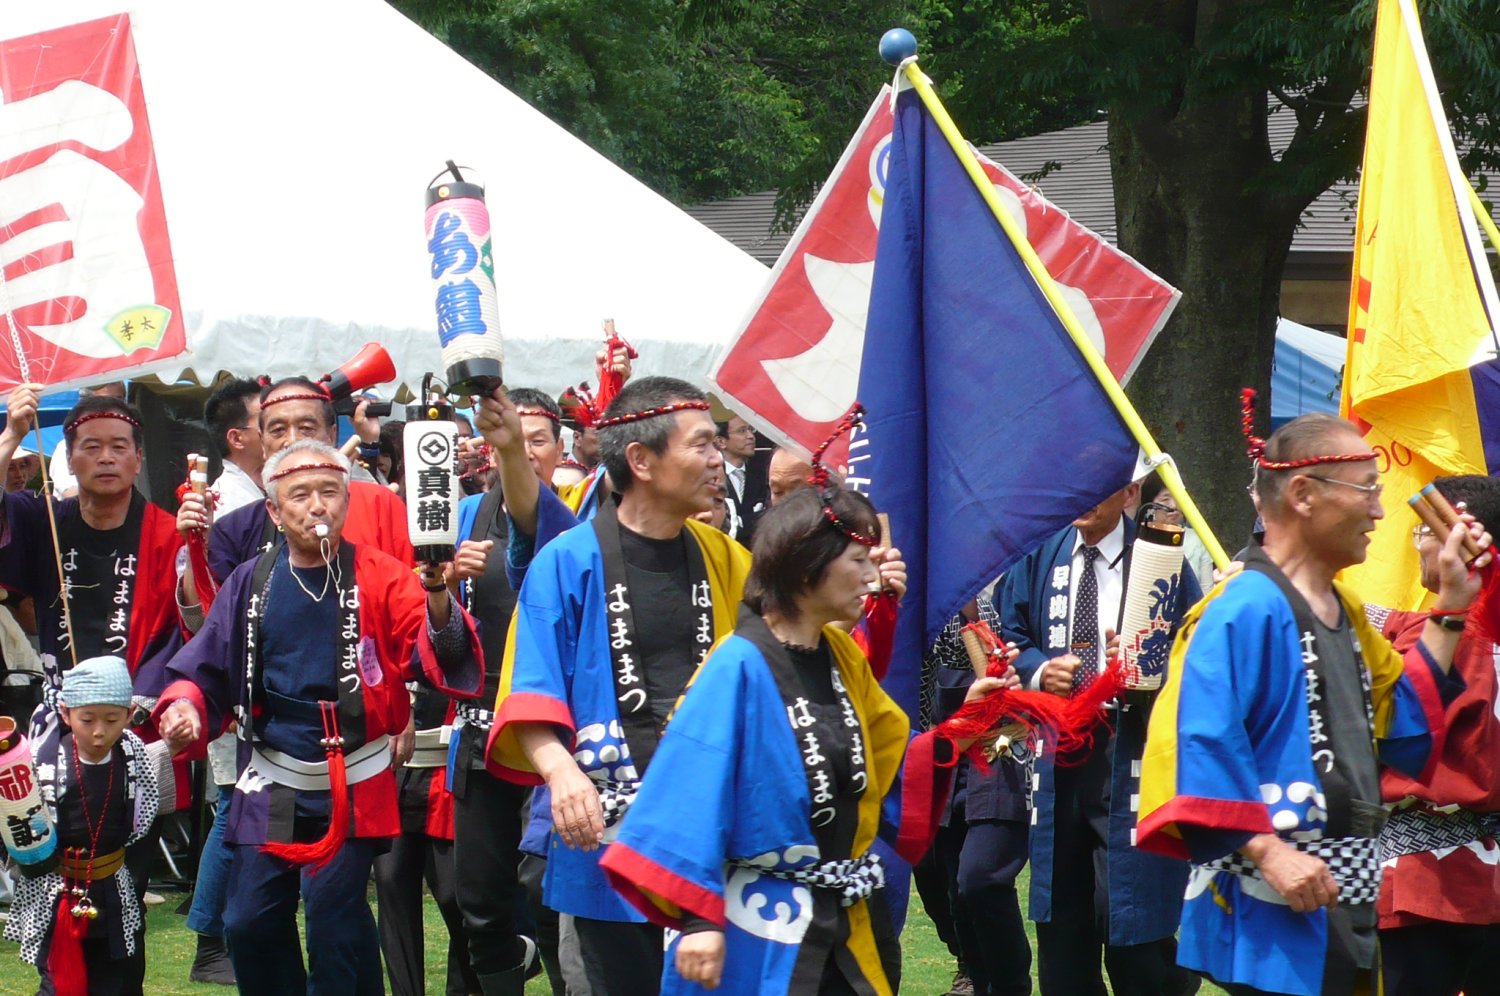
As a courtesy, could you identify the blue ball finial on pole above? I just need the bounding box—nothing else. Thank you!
[879,28,918,66]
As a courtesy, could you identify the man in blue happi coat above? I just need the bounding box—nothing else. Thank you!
[995,480,1202,995]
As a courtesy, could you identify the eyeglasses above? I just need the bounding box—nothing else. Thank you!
[1412,523,1435,549]
[727,426,756,437]
[1305,474,1383,499]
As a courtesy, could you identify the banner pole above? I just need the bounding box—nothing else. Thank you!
[899,59,1230,569]
[30,422,78,671]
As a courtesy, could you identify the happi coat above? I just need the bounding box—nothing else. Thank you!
[486,503,752,921]
[1376,608,1500,929]
[155,542,482,845]
[995,519,1201,945]
[600,611,952,995]
[1136,562,1454,995]
[0,491,183,718]
[5,728,170,967]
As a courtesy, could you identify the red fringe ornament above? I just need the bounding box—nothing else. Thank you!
[593,324,638,417]
[934,621,1129,771]
[558,325,640,429]
[174,478,220,615]
[261,703,348,872]
[46,892,89,996]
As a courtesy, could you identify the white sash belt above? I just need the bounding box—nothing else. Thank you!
[248,735,392,792]
[406,727,451,770]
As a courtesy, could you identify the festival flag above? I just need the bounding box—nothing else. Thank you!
[1341,0,1500,609]
[857,80,1143,717]
[0,14,188,391]
[709,86,1180,465]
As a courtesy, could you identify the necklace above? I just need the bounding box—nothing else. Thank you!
[288,544,340,603]
[290,563,330,603]
[66,741,115,921]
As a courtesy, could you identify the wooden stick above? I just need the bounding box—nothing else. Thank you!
[1416,485,1483,559]
[959,628,990,680]
[31,423,78,671]
[877,512,892,550]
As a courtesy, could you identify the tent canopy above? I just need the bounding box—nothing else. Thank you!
[7,0,769,397]
[1272,319,1345,428]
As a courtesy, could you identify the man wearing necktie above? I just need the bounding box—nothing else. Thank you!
[992,481,1203,996]
[714,415,766,544]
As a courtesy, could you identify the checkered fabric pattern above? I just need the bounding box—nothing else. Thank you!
[1382,806,1500,862]
[1201,835,1381,905]
[454,702,494,729]
[597,780,638,828]
[735,852,887,908]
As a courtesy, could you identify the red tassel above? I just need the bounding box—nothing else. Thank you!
[261,704,348,873]
[592,330,637,418]
[934,644,1130,771]
[46,892,89,996]
[187,533,218,616]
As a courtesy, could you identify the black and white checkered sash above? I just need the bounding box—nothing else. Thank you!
[1381,805,1500,862]
[730,851,886,908]
[1200,835,1382,905]
[597,779,639,828]
[454,701,494,731]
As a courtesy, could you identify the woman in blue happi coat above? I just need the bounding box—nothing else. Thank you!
[600,485,1011,994]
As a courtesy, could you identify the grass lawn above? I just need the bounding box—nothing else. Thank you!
[0,871,1229,994]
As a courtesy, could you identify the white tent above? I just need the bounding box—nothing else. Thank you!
[5,0,769,395]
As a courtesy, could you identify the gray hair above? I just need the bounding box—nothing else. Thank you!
[1253,413,1363,516]
[263,439,351,508]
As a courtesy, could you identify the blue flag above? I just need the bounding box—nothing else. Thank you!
[856,87,1139,718]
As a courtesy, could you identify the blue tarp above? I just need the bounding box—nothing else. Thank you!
[0,390,81,460]
[1272,319,1344,428]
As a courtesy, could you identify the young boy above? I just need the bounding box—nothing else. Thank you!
[5,656,172,995]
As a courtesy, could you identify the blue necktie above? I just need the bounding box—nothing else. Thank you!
[1073,545,1101,693]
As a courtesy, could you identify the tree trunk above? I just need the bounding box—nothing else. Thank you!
[1107,89,1303,548]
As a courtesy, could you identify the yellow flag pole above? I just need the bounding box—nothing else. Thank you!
[1466,181,1500,260]
[898,59,1231,569]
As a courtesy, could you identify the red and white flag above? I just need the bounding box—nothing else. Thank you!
[710,87,1180,458]
[0,13,187,391]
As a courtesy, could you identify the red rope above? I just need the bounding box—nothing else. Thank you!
[593,400,710,429]
[1240,388,1376,470]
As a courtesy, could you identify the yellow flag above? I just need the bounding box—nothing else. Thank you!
[1341,0,1500,608]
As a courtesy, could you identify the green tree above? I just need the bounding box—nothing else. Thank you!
[929,0,1500,533]
[391,0,821,203]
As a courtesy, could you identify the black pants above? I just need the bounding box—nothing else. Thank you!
[520,853,565,996]
[375,831,478,996]
[452,760,530,981]
[913,825,962,964]
[959,819,1032,996]
[1035,744,1184,996]
[36,933,146,996]
[573,917,662,996]
[1382,920,1500,996]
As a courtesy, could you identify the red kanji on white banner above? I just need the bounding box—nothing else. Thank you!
[0,13,186,390]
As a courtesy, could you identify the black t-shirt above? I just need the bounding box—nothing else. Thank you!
[1310,607,1382,840]
[618,524,697,733]
[58,499,143,662]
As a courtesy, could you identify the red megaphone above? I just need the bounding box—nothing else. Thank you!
[320,342,396,402]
